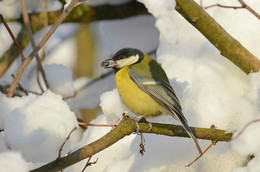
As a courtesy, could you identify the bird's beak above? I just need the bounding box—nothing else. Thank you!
[101,59,117,68]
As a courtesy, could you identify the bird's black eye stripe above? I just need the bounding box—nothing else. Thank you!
[118,55,125,60]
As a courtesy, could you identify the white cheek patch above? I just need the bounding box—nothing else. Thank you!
[116,54,139,68]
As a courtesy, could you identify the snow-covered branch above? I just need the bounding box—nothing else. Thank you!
[31,116,232,172]
[175,0,260,74]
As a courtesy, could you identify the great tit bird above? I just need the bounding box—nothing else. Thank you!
[101,48,202,154]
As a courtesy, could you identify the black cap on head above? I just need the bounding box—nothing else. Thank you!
[112,48,144,61]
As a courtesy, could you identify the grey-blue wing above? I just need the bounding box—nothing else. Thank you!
[129,69,202,154]
[129,68,187,123]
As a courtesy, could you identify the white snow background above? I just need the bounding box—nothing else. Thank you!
[0,0,260,171]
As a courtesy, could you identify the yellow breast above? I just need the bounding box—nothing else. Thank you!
[115,66,165,117]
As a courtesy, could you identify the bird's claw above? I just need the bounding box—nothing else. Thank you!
[134,116,152,132]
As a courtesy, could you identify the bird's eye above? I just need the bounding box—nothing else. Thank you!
[118,55,125,60]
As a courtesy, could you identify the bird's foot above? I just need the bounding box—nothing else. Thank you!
[122,112,152,132]
[134,116,152,132]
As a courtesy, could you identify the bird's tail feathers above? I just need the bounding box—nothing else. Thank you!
[170,110,202,154]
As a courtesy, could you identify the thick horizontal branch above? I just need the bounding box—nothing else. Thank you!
[141,121,232,141]
[31,116,232,172]
[175,0,260,74]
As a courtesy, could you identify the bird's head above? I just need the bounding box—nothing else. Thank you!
[101,48,144,70]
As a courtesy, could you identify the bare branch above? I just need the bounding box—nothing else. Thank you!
[20,0,49,92]
[232,119,260,140]
[81,156,98,172]
[40,0,48,61]
[0,83,41,96]
[0,1,148,77]
[204,4,244,10]
[30,116,232,172]
[11,74,28,96]
[186,141,216,167]
[203,0,260,20]
[0,14,26,61]
[7,0,79,97]
[58,126,77,159]
[175,0,260,74]
[238,0,260,19]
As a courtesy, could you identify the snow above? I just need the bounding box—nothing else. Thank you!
[0,151,28,172]
[0,93,35,130]
[231,120,260,155]
[64,0,82,9]
[67,115,136,172]
[45,64,75,97]
[1,0,260,171]
[68,73,116,109]
[4,90,79,162]
[43,32,78,68]
[0,0,61,19]
[99,89,125,124]
[64,0,72,9]
[99,15,159,53]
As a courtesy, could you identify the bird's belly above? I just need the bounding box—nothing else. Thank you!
[115,69,165,117]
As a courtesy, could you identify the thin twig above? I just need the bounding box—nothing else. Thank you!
[0,84,41,96]
[237,0,246,7]
[11,74,28,95]
[0,1,149,77]
[203,0,260,20]
[185,124,217,167]
[36,72,44,93]
[112,118,121,130]
[0,14,26,61]
[7,0,79,97]
[58,126,77,159]
[36,0,49,93]
[232,119,260,140]
[20,0,49,92]
[186,141,216,167]
[81,156,92,172]
[204,4,244,10]
[81,156,98,172]
[238,0,260,19]
[41,0,48,61]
